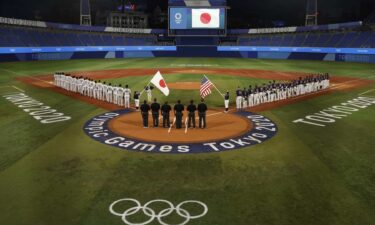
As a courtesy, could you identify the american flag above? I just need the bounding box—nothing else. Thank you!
[200,76,213,98]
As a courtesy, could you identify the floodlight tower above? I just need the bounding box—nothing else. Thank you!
[305,0,318,26]
[80,0,92,26]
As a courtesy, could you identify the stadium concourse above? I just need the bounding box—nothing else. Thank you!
[1,1,375,225]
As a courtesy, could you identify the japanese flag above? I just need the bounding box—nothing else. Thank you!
[192,9,220,28]
[150,71,170,96]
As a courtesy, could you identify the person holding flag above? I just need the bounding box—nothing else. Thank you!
[150,71,170,96]
[141,71,170,101]
[145,86,152,103]
[200,76,214,99]
[200,75,226,114]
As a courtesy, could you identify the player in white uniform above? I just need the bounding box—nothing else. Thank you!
[242,88,248,108]
[76,77,83,94]
[84,79,88,96]
[145,86,152,103]
[89,80,95,98]
[64,75,68,90]
[248,91,254,107]
[123,85,131,108]
[70,76,75,92]
[117,85,124,106]
[107,84,113,103]
[235,87,242,110]
[102,82,108,101]
[96,81,103,101]
[73,76,78,93]
[113,85,119,105]
[93,81,100,99]
[53,73,58,86]
[65,75,70,90]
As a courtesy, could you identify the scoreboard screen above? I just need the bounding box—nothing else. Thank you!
[169,7,226,35]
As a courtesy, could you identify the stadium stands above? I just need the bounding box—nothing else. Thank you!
[237,31,375,48]
[1,16,373,48]
[0,16,374,63]
[0,25,157,47]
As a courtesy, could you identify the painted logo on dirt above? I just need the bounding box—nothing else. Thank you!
[83,110,278,154]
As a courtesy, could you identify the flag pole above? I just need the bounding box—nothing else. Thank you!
[204,75,224,99]
[140,80,151,96]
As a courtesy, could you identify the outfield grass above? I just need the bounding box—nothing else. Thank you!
[0,58,374,225]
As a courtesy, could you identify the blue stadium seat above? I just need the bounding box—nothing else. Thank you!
[0,25,157,47]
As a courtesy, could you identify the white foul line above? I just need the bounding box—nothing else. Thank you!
[0,68,52,84]
[359,89,375,96]
[12,86,25,92]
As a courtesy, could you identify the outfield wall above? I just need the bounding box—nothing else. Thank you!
[0,46,374,63]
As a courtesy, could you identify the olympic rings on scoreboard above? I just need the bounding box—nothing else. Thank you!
[109,198,208,225]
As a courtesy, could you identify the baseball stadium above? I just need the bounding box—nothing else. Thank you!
[0,0,375,224]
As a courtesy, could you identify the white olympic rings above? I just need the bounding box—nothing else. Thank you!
[109,198,208,225]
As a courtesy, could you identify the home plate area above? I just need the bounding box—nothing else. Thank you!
[83,109,278,154]
[108,109,252,143]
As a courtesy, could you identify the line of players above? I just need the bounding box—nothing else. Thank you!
[233,73,330,110]
[53,72,137,109]
[54,72,330,118]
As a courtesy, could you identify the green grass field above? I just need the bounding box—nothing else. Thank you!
[0,58,375,225]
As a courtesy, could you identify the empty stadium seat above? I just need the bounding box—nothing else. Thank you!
[0,25,157,47]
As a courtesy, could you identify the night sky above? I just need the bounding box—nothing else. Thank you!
[0,0,374,28]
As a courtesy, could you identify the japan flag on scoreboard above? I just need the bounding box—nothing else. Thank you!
[192,9,220,28]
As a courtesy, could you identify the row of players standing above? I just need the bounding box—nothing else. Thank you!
[140,99,208,129]
[54,72,143,109]
[234,73,330,110]
[53,72,209,129]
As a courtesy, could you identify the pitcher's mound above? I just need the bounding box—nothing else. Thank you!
[168,82,200,90]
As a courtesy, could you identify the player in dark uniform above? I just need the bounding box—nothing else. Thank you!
[198,99,208,129]
[224,91,230,112]
[187,100,197,128]
[150,98,161,127]
[140,100,150,128]
[161,101,172,128]
[174,100,184,129]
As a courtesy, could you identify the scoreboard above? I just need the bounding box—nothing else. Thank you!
[169,7,227,36]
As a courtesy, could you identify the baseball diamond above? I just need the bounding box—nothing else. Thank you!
[1,1,375,225]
